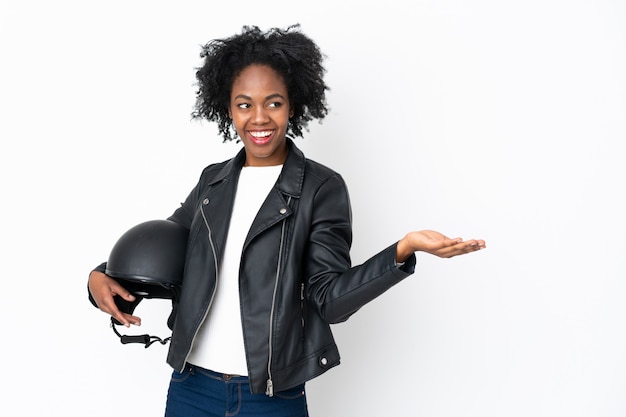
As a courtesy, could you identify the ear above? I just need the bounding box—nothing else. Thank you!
[289,106,294,118]
[228,107,233,119]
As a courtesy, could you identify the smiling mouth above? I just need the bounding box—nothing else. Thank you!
[248,130,274,144]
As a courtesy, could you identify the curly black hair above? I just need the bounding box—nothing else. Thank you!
[192,24,329,142]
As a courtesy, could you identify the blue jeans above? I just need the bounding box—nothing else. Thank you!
[164,364,309,417]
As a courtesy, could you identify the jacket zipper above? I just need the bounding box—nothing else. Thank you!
[265,196,291,397]
[301,282,305,328]
[180,201,220,372]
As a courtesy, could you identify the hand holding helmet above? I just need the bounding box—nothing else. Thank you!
[88,219,188,345]
[88,271,141,328]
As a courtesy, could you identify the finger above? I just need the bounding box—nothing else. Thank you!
[434,237,462,252]
[107,299,143,327]
[466,239,486,250]
[425,236,460,250]
[121,313,142,327]
[112,312,131,328]
[96,293,140,327]
[448,240,486,257]
[108,281,136,302]
[109,308,141,328]
[97,297,128,326]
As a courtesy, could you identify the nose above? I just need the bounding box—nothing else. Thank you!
[252,106,270,124]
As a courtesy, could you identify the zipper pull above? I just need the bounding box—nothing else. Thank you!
[266,379,274,397]
[300,282,305,300]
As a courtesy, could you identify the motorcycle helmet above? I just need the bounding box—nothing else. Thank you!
[105,219,188,347]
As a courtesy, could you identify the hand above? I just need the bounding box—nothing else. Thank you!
[396,230,486,262]
[88,270,141,327]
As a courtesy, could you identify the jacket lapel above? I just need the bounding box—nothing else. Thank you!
[244,139,305,248]
[200,149,245,261]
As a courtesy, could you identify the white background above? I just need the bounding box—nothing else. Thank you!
[1,0,625,416]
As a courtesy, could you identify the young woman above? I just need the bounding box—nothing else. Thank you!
[88,25,486,417]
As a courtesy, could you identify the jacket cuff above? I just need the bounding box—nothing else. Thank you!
[392,242,416,275]
[87,262,107,308]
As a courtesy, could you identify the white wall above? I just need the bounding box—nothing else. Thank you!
[2,0,625,416]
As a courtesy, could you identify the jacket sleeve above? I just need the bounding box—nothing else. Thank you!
[303,174,416,324]
[87,261,108,308]
[166,168,212,229]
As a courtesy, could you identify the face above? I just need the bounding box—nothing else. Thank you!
[229,64,294,166]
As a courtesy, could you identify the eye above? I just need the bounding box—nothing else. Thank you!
[237,103,251,109]
[268,101,283,109]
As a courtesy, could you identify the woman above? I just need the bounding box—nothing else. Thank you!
[88,25,486,417]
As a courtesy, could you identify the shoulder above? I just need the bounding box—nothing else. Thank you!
[303,158,350,202]
[199,159,231,178]
[196,149,245,185]
[304,157,344,184]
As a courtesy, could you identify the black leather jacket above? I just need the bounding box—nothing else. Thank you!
[93,139,416,395]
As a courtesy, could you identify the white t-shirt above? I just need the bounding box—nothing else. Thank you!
[186,164,282,375]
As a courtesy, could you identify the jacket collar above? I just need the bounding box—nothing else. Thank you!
[209,138,305,198]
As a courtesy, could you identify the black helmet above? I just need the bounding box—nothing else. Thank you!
[106,219,188,296]
[105,219,188,347]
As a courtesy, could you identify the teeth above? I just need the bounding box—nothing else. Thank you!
[249,130,272,138]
